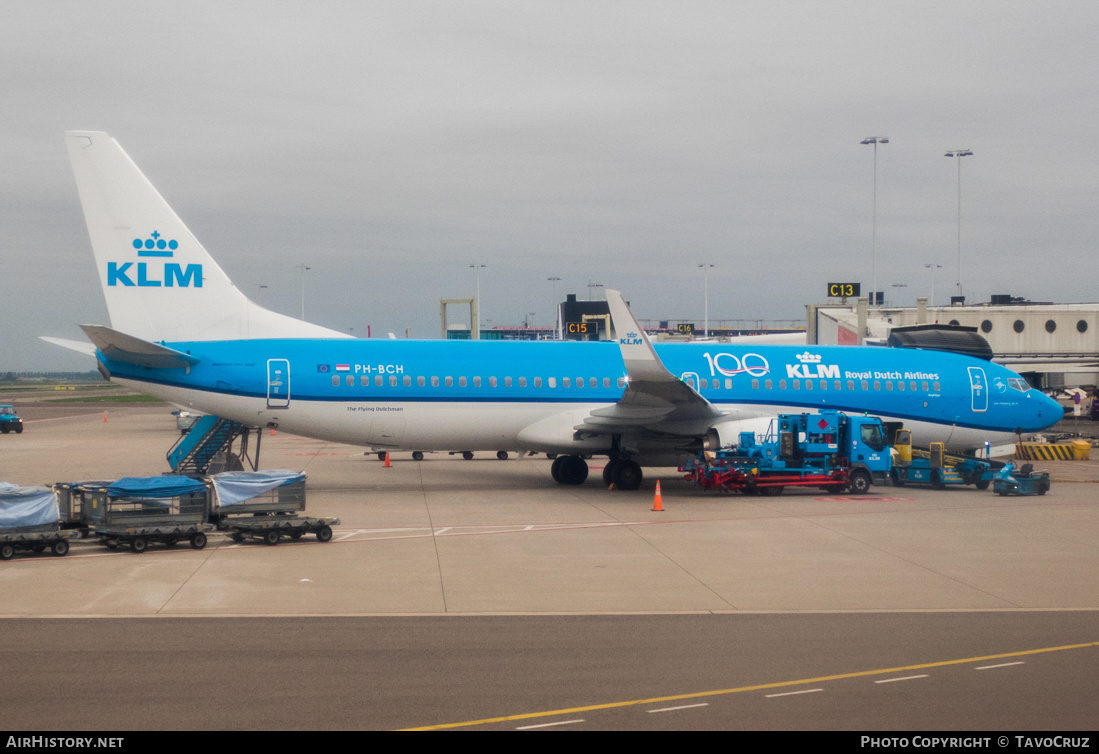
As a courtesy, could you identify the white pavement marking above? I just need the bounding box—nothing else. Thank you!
[515,719,585,730]
[647,703,710,713]
[765,688,823,698]
[875,674,929,683]
[975,661,1025,670]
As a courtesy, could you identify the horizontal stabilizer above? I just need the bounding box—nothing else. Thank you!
[79,325,201,369]
[39,336,97,357]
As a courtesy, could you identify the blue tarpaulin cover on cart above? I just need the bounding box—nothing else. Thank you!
[107,476,207,499]
[211,470,305,506]
[0,486,60,528]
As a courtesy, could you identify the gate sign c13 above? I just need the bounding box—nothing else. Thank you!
[828,282,861,298]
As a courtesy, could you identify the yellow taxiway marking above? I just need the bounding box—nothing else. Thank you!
[401,641,1097,730]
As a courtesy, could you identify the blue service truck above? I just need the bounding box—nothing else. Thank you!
[889,429,999,489]
[0,405,23,434]
[684,410,893,495]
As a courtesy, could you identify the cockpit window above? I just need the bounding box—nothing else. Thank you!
[1008,377,1030,392]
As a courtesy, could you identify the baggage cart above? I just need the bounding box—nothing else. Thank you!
[84,477,214,553]
[0,485,79,560]
[211,470,339,545]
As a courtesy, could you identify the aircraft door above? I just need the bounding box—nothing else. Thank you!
[267,359,290,409]
[967,366,987,413]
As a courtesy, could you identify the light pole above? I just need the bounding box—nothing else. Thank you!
[944,150,973,299]
[861,137,888,306]
[890,283,907,307]
[923,263,942,307]
[294,265,311,319]
[587,281,603,300]
[547,276,561,333]
[469,264,486,336]
[698,264,714,337]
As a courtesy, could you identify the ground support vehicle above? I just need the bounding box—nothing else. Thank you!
[0,485,79,559]
[992,463,1051,496]
[683,411,893,495]
[0,404,23,434]
[83,477,213,553]
[889,432,1000,490]
[211,470,338,545]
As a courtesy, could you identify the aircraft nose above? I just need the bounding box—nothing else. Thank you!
[1028,391,1063,431]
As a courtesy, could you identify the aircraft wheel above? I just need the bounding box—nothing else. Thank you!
[848,470,871,495]
[377,452,386,461]
[497,451,508,460]
[412,451,424,461]
[550,455,565,483]
[558,455,588,485]
[614,460,643,491]
[462,451,474,460]
[603,459,622,486]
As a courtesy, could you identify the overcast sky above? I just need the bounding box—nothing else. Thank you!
[3,0,1098,370]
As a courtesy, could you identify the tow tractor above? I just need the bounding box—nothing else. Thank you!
[683,410,892,495]
[0,405,23,434]
[889,430,1000,490]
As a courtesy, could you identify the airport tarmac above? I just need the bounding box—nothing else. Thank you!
[1,399,1097,730]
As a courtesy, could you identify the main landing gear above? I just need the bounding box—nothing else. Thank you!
[550,456,644,491]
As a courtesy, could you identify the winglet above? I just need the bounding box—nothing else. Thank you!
[604,289,674,383]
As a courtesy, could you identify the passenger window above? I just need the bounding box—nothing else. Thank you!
[752,379,759,389]
[490,377,497,387]
[618,378,626,388]
[534,377,542,387]
[700,379,708,389]
[898,381,904,391]
[332,376,340,386]
[725,379,732,389]
[403,376,411,387]
[431,376,439,387]
[765,379,773,390]
[360,376,369,386]
[375,375,382,387]
[519,377,527,387]
[548,377,556,388]
[445,377,453,387]
[793,380,800,390]
[390,376,397,387]
[417,376,425,387]
[474,377,481,387]
[563,377,571,387]
[505,377,512,387]
[590,378,597,388]
[835,380,841,390]
[346,375,354,386]
[603,378,610,388]
[861,380,868,390]
[886,381,893,391]
[820,380,827,391]
[933,381,940,391]
[874,381,881,391]
[922,381,928,391]
[780,380,787,389]
[805,380,813,390]
[848,380,855,390]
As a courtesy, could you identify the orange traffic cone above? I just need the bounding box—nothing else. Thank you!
[270,427,276,436]
[103,411,107,423]
[652,480,664,512]
[384,451,391,468]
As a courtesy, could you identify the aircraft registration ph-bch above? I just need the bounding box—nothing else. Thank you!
[45,131,1062,491]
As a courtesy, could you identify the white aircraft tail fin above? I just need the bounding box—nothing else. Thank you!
[64,131,350,343]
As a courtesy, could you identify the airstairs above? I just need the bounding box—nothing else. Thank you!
[167,416,260,474]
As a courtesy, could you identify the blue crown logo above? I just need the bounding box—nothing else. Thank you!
[132,231,178,257]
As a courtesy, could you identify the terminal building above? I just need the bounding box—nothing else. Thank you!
[808,295,1099,390]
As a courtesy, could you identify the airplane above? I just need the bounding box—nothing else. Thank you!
[45,131,1063,491]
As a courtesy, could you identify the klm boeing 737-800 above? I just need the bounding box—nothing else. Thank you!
[45,131,1061,490]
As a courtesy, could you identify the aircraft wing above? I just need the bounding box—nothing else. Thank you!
[574,290,725,438]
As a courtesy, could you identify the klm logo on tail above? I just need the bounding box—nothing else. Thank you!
[108,231,203,287]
